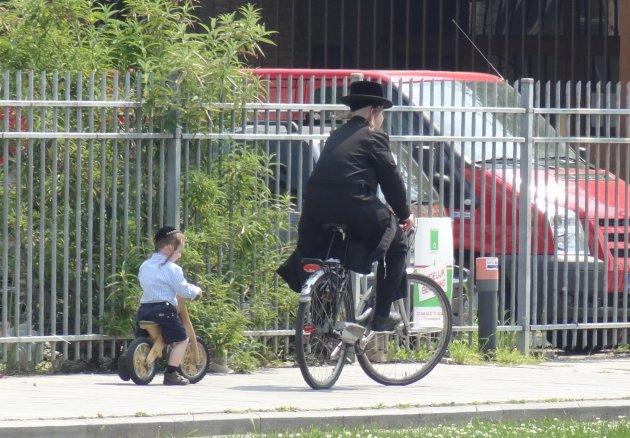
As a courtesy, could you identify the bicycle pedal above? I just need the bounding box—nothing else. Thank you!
[335,322,366,344]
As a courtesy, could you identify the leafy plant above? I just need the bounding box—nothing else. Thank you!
[0,0,281,371]
[179,144,295,369]
[0,0,275,129]
[104,245,151,336]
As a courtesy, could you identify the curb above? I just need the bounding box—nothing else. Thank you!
[2,400,630,438]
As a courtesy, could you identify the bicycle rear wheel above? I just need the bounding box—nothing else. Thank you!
[357,273,452,386]
[295,272,354,389]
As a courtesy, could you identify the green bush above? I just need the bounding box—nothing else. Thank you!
[0,0,292,372]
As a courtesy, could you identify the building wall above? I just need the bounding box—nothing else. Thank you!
[197,0,623,86]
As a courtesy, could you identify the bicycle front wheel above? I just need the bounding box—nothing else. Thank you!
[295,272,354,390]
[357,273,452,385]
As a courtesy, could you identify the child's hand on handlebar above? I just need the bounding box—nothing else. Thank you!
[399,214,415,232]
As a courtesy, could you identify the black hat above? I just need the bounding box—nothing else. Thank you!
[154,226,179,242]
[339,80,393,111]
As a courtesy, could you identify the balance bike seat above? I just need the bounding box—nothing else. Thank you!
[137,321,165,364]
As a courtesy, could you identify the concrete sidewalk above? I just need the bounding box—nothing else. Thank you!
[1,356,630,437]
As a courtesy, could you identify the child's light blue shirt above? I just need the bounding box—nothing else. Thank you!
[138,253,201,307]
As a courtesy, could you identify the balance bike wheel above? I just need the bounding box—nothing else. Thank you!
[117,354,131,381]
[125,337,158,385]
[178,336,210,384]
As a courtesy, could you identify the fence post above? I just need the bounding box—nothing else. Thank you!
[476,257,499,358]
[166,124,181,228]
[517,78,534,354]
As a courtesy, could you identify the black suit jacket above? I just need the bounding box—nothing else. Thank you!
[277,116,411,292]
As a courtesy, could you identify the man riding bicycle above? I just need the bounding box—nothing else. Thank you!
[277,80,414,332]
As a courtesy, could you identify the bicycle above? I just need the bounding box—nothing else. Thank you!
[295,223,452,389]
[117,296,210,385]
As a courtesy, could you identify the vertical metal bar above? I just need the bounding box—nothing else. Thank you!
[50,71,59,363]
[146,73,154,236]
[624,82,630,344]
[182,132,189,231]
[110,71,119,357]
[2,71,8,360]
[13,71,22,347]
[86,72,95,360]
[74,73,84,360]
[135,73,143,246]
[98,72,107,360]
[38,71,47,359]
[489,80,498,260]
[517,78,534,354]
[611,81,620,347]
[563,81,575,348]
[539,80,550,334]
[603,81,612,348]
[123,73,131,256]
[593,82,604,348]
[477,81,486,258]
[167,126,181,228]
[552,81,568,346]
[531,81,547,332]
[509,81,519,335]
[555,84,577,347]
[499,80,509,327]
[25,71,34,362]
[62,71,71,360]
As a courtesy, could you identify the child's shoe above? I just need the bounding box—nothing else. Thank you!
[163,371,190,385]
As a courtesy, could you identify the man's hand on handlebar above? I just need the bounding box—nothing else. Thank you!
[399,214,415,232]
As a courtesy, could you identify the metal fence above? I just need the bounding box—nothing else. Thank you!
[1,70,630,367]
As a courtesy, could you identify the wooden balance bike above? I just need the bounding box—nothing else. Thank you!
[117,296,210,385]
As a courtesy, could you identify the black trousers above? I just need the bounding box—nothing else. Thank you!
[374,225,409,317]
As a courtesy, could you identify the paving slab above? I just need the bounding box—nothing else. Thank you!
[1,358,630,437]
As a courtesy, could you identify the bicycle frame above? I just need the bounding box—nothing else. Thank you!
[137,296,201,367]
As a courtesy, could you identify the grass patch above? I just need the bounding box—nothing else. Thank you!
[221,417,630,437]
[447,332,545,366]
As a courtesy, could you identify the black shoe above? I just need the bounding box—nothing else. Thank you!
[371,312,402,332]
[163,370,190,386]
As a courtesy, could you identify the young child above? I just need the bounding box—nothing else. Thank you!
[135,226,202,385]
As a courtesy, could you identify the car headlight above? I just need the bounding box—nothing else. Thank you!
[548,207,590,255]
